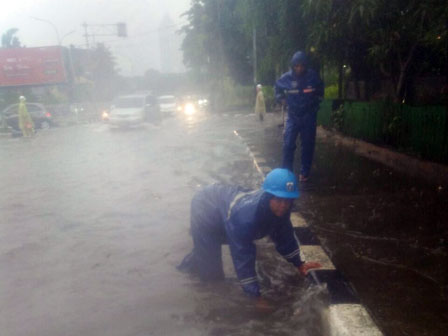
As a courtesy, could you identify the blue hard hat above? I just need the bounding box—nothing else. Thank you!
[290,51,308,68]
[262,168,299,199]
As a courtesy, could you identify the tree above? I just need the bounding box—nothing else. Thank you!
[368,0,448,102]
[68,44,119,101]
[181,0,448,103]
[1,28,22,48]
[89,43,118,101]
[237,0,307,84]
[181,0,252,85]
[181,0,254,110]
[302,0,376,99]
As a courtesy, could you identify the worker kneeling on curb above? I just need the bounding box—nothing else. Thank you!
[178,168,321,308]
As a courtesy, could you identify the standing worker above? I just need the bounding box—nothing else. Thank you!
[178,168,321,308]
[275,51,324,182]
[18,96,34,137]
[255,84,266,121]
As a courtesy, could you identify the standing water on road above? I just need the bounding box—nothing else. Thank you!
[0,112,326,336]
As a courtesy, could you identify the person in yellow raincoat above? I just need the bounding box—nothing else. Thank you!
[255,84,266,121]
[18,96,34,137]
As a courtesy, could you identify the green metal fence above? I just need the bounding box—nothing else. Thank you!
[342,102,384,142]
[317,100,448,163]
[317,99,332,127]
[401,105,448,162]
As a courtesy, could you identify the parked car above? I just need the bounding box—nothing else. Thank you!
[177,95,200,116]
[197,96,209,109]
[158,95,178,115]
[1,103,55,130]
[178,95,209,114]
[107,93,159,127]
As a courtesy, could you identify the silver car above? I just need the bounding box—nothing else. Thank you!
[108,94,158,127]
[158,95,178,115]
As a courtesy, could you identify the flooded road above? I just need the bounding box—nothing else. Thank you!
[239,115,448,336]
[0,111,324,336]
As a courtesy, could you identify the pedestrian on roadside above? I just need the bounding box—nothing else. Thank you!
[178,168,321,310]
[275,51,324,182]
[18,96,34,137]
[255,84,266,121]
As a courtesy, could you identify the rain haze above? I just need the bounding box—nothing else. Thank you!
[0,0,189,75]
[1,1,447,336]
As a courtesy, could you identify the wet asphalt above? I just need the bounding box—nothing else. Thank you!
[0,111,325,336]
[239,113,448,336]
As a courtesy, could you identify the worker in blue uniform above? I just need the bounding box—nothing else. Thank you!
[275,51,324,182]
[178,168,321,308]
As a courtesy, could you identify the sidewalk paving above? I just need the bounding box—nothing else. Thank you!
[238,112,448,336]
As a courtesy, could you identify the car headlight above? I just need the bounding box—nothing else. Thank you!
[184,103,196,115]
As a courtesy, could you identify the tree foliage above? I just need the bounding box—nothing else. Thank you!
[181,0,448,103]
[69,43,119,101]
[1,28,22,48]
[366,0,448,101]
[181,0,252,84]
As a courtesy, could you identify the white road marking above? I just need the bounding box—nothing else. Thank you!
[322,304,384,336]
[291,212,308,227]
[301,245,336,270]
[254,158,267,166]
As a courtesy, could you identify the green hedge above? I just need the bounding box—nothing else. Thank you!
[317,99,332,127]
[317,100,448,163]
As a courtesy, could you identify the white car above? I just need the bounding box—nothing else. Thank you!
[158,95,177,115]
[108,94,157,127]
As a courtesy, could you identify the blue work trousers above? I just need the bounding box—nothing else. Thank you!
[178,196,226,282]
[282,111,317,177]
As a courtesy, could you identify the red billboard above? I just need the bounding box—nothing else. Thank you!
[0,46,67,87]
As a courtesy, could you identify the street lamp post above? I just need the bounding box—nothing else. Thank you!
[30,16,61,45]
[60,30,75,45]
[30,16,75,46]
[29,17,77,102]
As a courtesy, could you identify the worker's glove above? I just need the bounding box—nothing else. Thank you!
[297,262,322,276]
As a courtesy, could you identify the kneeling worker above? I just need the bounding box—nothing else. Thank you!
[178,168,321,305]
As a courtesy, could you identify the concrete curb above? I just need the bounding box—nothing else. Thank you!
[291,213,384,336]
[318,126,448,186]
[235,129,384,336]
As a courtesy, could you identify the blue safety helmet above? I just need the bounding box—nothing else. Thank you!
[262,168,299,199]
[290,51,308,68]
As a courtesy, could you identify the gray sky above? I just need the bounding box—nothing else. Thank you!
[0,0,190,76]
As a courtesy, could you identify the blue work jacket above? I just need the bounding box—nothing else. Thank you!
[275,52,324,117]
[193,185,304,296]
